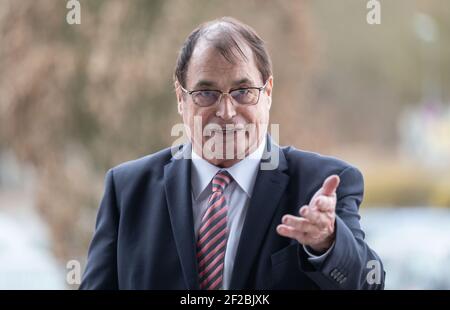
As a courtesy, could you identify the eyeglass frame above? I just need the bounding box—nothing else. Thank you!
[178,77,271,107]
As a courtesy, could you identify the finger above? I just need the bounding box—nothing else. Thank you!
[282,214,320,233]
[298,205,308,216]
[289,222,322,244]
[308,175,339,206]
[283,214,312,228]
[300,205,321,224]
[277,224,310,244]
[322,175,340,196]
[297,219,321,236]
[300,205,333,230]
[276,224,297,239]
[314,196,336,213]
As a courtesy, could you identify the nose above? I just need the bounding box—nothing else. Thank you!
[215,94,237,120]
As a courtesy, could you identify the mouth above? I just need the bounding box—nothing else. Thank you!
[211,129,243,136]
[210,124,246,133]
[214,128,239,133]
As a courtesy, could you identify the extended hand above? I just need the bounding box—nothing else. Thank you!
[276,175,340,253]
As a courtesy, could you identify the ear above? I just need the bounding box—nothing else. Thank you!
[174,80,184,115]
[264,76,273,110]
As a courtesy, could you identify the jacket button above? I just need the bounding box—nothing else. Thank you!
[330,268,338,277]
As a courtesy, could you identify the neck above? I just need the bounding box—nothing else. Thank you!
[192,137,266,168]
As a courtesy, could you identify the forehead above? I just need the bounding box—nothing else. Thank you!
[185,38,262,88]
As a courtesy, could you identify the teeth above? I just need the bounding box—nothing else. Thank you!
[217,129,240,132]
[209,124,245,132]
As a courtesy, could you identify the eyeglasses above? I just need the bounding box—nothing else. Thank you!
[179,78,270,107]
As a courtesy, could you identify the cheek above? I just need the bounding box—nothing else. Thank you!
[183,106,215,130]
[239,105,269,125]
[197,109,215,128]
[258,102,271,124]
[180,104,195,135]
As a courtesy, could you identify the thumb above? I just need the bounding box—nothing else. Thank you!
[322,175,340,196]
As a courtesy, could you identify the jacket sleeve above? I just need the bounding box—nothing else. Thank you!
[297,166,386,289]
[80,169,119,289]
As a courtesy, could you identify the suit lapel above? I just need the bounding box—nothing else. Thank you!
[230,137,290,289]
[164,143,200,290]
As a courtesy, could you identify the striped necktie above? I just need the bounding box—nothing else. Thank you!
[196,170,232,290]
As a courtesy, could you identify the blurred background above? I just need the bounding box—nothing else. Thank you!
[0,0,449,289]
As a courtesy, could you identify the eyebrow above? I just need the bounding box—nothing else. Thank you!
[192,80,217,89]
[192,78,255,90]
[232,78,254,87]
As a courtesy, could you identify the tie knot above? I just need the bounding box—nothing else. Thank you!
[212,171,232,192]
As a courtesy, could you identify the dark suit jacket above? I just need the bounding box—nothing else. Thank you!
[80,136,385,289]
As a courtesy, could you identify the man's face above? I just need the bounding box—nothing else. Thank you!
[175,39,273,167]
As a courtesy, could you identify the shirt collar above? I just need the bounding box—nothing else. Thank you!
[191,140,266,200]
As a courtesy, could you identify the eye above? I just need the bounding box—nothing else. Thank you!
[232,88,250,98]
[191,90,220,106]
[197,90,218,98]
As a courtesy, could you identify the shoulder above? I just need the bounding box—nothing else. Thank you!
[108,145,180,186]
[280,145,363,181]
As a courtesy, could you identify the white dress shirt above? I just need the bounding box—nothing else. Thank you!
[190,140,333,289]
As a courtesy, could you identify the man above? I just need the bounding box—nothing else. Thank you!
[80,17,385,290]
